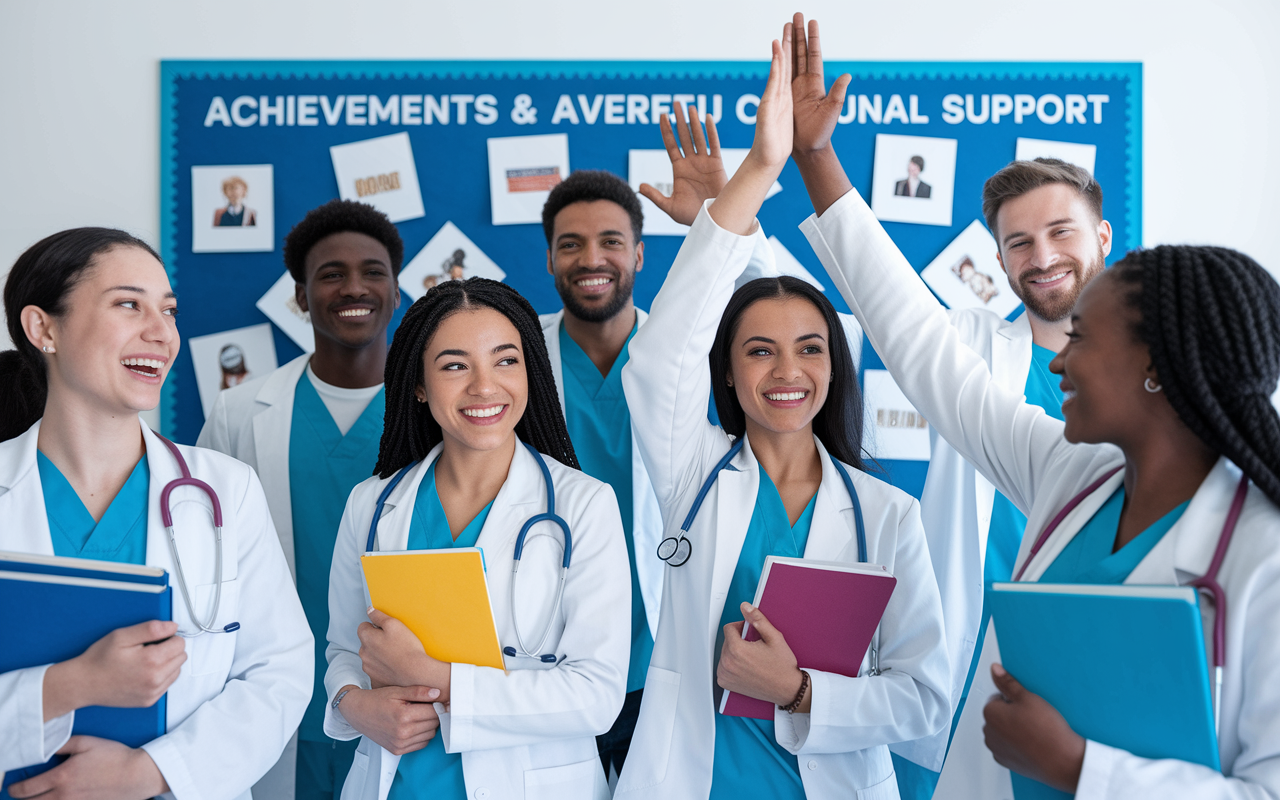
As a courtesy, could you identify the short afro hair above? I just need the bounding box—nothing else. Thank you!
[282,199,405,284]
[541,170,643,245]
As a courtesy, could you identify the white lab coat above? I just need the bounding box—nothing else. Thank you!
[802,186,1280,799]
[196,350,313,798]
[540,308,664,642]
[323,441,630,800]
[614,204,951,800]
[0,419,313,800]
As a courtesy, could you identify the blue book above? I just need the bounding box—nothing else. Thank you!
[990,582,1219,800]
[0,565,171,796]
[0,550,168,586]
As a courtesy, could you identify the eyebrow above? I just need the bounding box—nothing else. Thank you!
[105,285,177,299]
[1001,217,1077,247]
[743,333,826,346]
[555,230,628,245]
[317,258,388,270]
[433,343,520,361]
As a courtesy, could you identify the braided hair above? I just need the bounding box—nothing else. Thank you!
[374,277,578,478]
[1113,245,1280,506]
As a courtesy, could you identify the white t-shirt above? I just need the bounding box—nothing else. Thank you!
[306,363,383,436]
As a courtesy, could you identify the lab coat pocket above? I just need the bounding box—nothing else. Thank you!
[187,579,239,677]
[523,756,602,800]
[618,666,681,789]
[856,771,899,800]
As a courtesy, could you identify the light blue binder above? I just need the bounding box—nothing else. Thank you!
[990,582,1219,800]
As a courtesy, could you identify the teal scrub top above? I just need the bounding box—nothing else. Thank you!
[38,452,149,564]
[390,461,493,800]
[559,321,653,693]
[708,466,818,800]
[289,372,385,742]
[1039,487,1189,584]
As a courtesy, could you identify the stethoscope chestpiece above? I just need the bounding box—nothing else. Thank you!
[657,535,691,567]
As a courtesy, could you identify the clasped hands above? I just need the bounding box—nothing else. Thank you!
[716,601,811,713]
[337,608,450,756]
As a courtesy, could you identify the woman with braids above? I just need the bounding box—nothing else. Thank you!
[322,277,630,800]
[0,228,312,799]
[615,23,950,800]
[790,17,1280,796]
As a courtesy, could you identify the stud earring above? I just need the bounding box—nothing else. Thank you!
[1144,378,1162,393]
[42,346,55,354]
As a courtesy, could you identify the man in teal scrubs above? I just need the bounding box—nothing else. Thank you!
[537,170,656,779]
[198,200,403,800]
[916,160,1114,800]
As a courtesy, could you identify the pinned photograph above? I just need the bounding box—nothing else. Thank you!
[330,132,426,223]
[1015,138,1098,175]
[870,134,958,227]
[628,148,782,236]
[920,220,1022,318]
[861,369,931,461]
[191,165,275,252]
[487,133,570,226]
[256,271,314,352]
[187,323,278,418]
[399,221,507,301]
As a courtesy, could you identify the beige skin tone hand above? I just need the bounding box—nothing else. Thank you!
[42,620,186,721]
[639,103,729,227]
[334,684,443,756]
[717,602,812,713]
[983,663,1086,792]
[6,736,169,799]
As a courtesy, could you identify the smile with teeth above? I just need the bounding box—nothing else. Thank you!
[121,357,165,376]
[765,390,808,401]
[576,277,612,287]
[462,405,506,418]
[337,308,373,317]
[1030,271,1070,285]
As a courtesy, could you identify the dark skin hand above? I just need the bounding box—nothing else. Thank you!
[983,663,1085,792]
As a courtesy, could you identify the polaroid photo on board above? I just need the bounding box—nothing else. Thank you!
[330,132,426,223]
[628,148,783,236]
[191,165,275,252]
[920,220,1023,318]
[861,369,931,461]
[1015,138,1097,175]
[187,323,278,419]
[256,271,314,352]
[487,133,570,226]
[399,221,507,301]
[870,134,958,227]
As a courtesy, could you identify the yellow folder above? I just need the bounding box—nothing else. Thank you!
[361,548,505,670]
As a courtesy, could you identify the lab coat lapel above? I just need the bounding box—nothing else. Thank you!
[708,438,758,640]
[250,354,309,577]
[540,311,567,416]
[367,445,442,553]
[0,421,54,556]
[803,438,856,563]
[1126,457,1241,587]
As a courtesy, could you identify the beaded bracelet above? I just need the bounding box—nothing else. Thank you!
[780,669,810,713]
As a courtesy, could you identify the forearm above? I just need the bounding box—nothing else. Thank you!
[793,146,852,217]
[41,658,86,721]
[707,153,775,235]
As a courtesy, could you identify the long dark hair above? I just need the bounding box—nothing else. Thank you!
[1114,245,1280,506]
[374,277,578,478]
[1,228,162,442]
[709,276,866,470]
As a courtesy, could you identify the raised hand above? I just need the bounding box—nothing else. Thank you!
[639,103,728,227]
[791,12,852,158]
[982,663,1085,793]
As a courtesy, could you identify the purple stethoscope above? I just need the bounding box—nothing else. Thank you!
[1015,465,1251,732]
[156,434,241,636]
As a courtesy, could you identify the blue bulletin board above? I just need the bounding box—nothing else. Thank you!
[160,60,1141,497]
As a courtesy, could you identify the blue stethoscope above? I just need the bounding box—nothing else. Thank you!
[657,438,868,567]
[367,442,571,664]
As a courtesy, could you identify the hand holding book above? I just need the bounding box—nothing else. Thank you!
[717,601,810,713]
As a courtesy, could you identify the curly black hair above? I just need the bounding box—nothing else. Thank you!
[282,199,405,284]
[541,170,643,245]
[1113,245,1280,506]
[374,277,578,478]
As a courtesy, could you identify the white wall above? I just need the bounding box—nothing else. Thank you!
[2,0,1277,293]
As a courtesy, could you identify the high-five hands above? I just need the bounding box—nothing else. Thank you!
[791,12,852,158]
[639,104,728,228]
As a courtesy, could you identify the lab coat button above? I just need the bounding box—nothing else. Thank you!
[475,790,489,799]
[807,760,818,770]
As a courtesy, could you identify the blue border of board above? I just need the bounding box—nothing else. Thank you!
[160,60,1142,485]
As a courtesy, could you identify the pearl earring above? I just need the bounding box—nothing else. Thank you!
[42,346,55,354]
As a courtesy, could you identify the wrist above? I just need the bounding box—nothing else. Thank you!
[792,144,835,167]
[127,747,168,796]
[43,658,87,720]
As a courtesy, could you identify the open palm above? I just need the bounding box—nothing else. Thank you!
[791,13,851,157]
[639,103,728,227]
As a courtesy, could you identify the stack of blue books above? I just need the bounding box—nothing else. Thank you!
[0,551,171,796]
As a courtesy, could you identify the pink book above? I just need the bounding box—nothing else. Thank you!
[719,556,897,720]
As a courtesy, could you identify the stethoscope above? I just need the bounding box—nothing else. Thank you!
[155,435,241,637]
[1015,465,1250,733]
[367,442,571,664]
[658,438,868,567]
